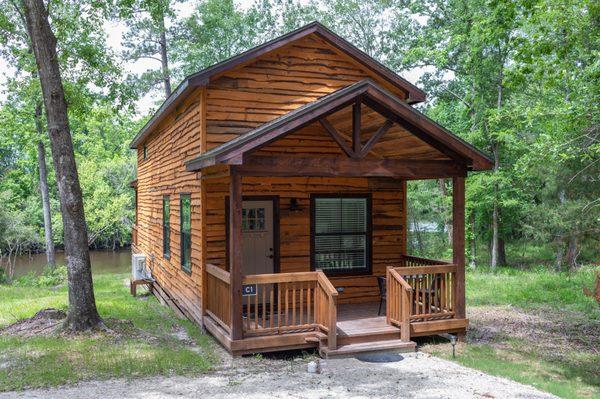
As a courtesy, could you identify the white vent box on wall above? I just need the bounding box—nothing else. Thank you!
[131,253,149,281]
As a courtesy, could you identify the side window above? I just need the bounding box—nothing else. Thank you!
[180,194,191,273]
[143,144,148,160]
[163,196,170,259]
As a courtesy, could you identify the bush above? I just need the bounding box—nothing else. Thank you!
[0,268,6,285]
[13,265,67,287]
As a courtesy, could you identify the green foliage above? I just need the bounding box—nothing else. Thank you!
[12,265,68,288]
[1,0,598,267]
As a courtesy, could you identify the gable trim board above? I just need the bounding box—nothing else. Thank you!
[129,21,426,150]
[185,79,494,172]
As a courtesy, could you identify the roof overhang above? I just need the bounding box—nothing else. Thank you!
[185,79,494,172]
[129,21,427,149]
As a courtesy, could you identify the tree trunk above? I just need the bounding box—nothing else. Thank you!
[469,211,476,268]
[438,179,452,244]
[491,62,504,269]
[158,14,171,98]
[555,238,564,272]
[35,104,55,268]
[22,0,101,331]
[498,237,507,266]
[566,235,579,270]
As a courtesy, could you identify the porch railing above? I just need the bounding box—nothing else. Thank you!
[387,256,457,338]
[206,264,231,333]
[395,264,456,321]
[242,270,338,349]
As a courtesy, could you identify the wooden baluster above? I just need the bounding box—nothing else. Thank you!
[299,282,304,326]
[307,284,311,325]
[254,285,259,330]
[386,268,391,324]
[285,283,289,326]
[245,294,249,331]
[440,273,445,312]
[429,274,434,314]
[277,283,281,329]
[262,285,266,328]
[395,276,399,323]
[269,286,274,329]
[292,284,296,326]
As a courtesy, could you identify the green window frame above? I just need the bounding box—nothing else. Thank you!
[163,196,170,259]
[143,144,147,160]
[310,194,372,276]
[180,194,191,273]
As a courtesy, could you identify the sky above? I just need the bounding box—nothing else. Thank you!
[0,0,425,117]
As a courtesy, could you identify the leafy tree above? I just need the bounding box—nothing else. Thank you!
[120,0,179,99]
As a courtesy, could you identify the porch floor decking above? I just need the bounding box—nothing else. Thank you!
[336,302,400,337]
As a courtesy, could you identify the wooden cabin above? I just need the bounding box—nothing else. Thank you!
[129,22,493,357]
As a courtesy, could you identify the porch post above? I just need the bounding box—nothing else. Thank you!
[452,177,466,321]
[229,167,243,340]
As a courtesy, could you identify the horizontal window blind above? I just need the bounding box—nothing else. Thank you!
[313,196,370,274]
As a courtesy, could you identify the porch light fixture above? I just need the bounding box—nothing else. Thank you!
[289,197,301,212]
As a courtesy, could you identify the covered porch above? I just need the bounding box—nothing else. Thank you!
[187,80,490,356]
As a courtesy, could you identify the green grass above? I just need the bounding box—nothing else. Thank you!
[429,342,599,399]
[467,265,600,318]
[0,273,216,391]
[422,264,600,399]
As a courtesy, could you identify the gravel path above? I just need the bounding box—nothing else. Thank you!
[1,352,556,399]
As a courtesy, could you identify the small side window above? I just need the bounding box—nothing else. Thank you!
[180,194,191,273]
[163,196,170,259]
[143,144,148,160]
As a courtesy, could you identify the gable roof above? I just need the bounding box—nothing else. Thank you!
[129,21,426,149]
[185,79,494,172]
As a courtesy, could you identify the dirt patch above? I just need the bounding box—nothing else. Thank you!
[0,308,66,337]
[0,310,154,342]
[467,305,600,358]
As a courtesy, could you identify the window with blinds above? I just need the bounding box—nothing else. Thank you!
[180,194,191,273]
[311,195,371,275]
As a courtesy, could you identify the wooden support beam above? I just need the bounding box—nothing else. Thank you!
[229,168,243,340]
[352,98,361,155]
[362,95,468,166]
[452,176,466,321]
[319,118,355,158]
[359,119,393,158]
[239,155,467,179]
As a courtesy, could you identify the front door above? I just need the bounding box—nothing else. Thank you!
[241,200,274,276]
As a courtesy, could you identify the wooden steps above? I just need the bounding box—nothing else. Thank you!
[337,324,401,345]
[320,339,416,358]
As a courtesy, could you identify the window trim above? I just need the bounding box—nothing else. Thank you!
[310,193,372,277]
[162,195,170,259]
[180,193,192,274]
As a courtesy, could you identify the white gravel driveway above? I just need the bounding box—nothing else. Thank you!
[0,352,556,399]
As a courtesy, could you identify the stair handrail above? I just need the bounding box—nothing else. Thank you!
[387,267,412,341]
[316,270,338,350]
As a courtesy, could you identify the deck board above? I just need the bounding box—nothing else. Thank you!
[336,302,399,336]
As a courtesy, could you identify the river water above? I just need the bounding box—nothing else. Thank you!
[10,249,131,278]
